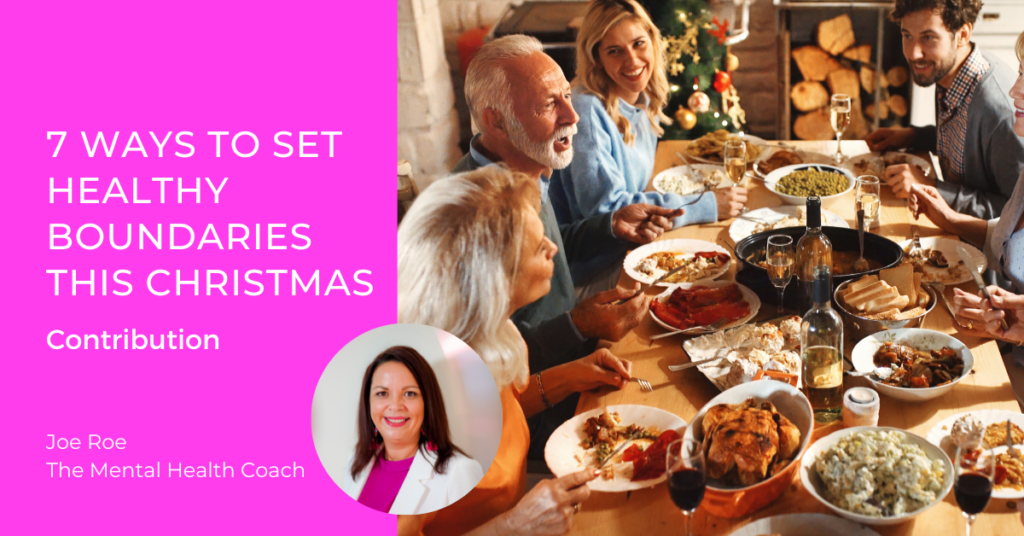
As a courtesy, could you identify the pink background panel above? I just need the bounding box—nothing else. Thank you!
[1,1,397,533]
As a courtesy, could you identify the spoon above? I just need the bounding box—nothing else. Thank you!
[853,209,870,273]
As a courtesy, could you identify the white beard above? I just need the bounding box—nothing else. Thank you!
[506,119,576,170]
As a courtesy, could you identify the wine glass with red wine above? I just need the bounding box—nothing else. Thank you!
[667,438,705,536]
[955,445,995,535]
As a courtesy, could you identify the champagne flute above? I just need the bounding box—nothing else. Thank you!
[667,438,706,536]
[724,139,747,188]
[767,234,794,314]
[955,444,995,536]
[856,175,881,229]
[830,94,851,164]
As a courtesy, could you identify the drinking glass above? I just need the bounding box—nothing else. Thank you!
[856,175,881,229]
[955,445,995,536]
[767,234,795,314]
[667,438,706,536]
[724,139,747,188]
[830,94,852,164]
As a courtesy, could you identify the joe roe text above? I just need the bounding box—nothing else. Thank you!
[46,461,304,479]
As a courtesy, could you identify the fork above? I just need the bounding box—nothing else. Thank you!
[629,377,653,392]
[909,225,923,256]
[681,187,712,207]
[650,317,730,341]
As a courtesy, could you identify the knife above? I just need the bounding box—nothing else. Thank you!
[957,245,1009,331]
[594,430,642,472]
[617,263,690,305]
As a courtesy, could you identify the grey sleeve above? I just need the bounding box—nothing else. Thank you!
[936,117,1024,220]
[558,212,628,266]
[514,312,591,374]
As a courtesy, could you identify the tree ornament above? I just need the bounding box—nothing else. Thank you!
[713,71,732,93]
[726,53,739,72]
[687,91,710,113]
[708,17,729,45]
[675,106,697,130]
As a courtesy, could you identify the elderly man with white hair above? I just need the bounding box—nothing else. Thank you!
[453,34,677,459]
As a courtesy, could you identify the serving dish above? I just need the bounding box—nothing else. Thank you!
[681,317,802,391]
[685,134,768,165]
[734,227,903,310]
[681,380,813,518]
[833,279,937,340]
[650,280,760,334]
[623,238,731,286]
[763,163,856,205]
[849,328,973,402]
[753,146,834,177]
[800,426,953,526]
[727,513,881,536]
[544,405,686,492]
[651,164,732,196]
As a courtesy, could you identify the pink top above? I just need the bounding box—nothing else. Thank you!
[357,456,414,512]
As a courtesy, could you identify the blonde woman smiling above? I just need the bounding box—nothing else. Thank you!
[549,0,747,233]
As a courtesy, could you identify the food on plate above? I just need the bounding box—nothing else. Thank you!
[815,430,946,517]
[683,317,803,390]
[686,129,764,162]
[701,398,802,486]
[950,414,985,450]
[852,156,884,177]
[578,410,678,481]
[993,450,1024,490]
[774,168,849,197]
[883,152,929,176]
[838,266,931,319]
[901,245,967,283]
[636,250,730,283]
[982,421,1024,449]
[750,208,806,236]
[657,169,729,196]
[748,249,879,276]
[758,149,804,174]
[650,284,751,330]
[870,341,962,388]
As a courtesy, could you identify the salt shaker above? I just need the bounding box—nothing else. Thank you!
[842,387,879,428]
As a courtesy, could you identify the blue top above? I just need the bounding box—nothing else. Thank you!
[549,92,718,228]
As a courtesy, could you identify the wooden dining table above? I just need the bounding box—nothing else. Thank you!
[569,140,1024,536]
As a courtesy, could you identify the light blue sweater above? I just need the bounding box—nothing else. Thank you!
[550,92,718,228]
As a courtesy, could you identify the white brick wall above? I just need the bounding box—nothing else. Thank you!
[397,0,462,187]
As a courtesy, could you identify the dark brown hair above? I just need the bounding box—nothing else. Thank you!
[890,0,983,32]
[351,346,467,478]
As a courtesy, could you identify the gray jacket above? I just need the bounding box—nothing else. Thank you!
[911,49,1024,220]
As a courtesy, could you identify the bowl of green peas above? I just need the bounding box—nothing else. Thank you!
[763,164,856,205]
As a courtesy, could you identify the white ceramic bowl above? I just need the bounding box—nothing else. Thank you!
[800,426,954,526]
[681,379,813,517]
[764,163,856,205]
[850,328,973,402]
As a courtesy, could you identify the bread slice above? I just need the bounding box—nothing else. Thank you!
[880,264,916,305]
[844,281,891,309]
[848,275,878,293]
[864,308,902,320]
[863,292,908,314]
[914,273,931,307]
[895,306,926,320]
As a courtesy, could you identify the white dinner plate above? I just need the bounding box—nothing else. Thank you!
[896,236,986,286]
[649,280,760,334]
[544,404,686,492]
[753,146,835,176]
[685,134,768,165]
[728,513,881,536]
[623,239,731,286]
[651,164,731,196]
[728,205,848,243]
[926,409,1024,500]
[847,152,935,180]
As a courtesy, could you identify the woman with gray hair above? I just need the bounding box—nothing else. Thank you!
[397,164,634,536]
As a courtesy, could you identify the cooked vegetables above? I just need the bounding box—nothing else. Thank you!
[775,168,849,197]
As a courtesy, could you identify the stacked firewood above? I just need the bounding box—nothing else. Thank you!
[789,14,908,141]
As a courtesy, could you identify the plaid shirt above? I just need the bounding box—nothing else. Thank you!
[935,45,990,184]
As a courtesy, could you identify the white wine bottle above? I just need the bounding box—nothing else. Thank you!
[794,196,832,315]
[801,266,844,423]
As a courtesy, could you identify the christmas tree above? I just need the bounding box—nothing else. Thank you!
[642,0,746,140]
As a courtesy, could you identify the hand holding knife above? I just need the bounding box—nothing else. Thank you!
[957,245,1010,331]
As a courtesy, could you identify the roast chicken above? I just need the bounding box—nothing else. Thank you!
[701,398,801,486]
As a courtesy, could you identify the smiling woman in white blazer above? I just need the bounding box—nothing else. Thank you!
[341,346,483,514]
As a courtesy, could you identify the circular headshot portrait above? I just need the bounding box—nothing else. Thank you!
[312,323,502,515]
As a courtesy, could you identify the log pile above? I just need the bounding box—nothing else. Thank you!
[789,14,909,140]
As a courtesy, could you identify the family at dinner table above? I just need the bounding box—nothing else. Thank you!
[392,0,1024,533]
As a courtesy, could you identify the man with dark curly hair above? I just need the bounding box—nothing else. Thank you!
[866,0,1024,220]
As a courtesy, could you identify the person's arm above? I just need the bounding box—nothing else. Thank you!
[566,102,717,225]
[935,116,1024,219]
[514,314,590,376]
[908,125,937,152]
[557,211,626,267]
[517,349,631,418]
